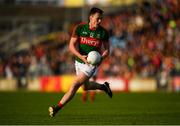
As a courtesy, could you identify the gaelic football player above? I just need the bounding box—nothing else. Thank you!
[49,7,112,117]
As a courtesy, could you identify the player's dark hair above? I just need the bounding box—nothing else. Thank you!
[89,7,104,16]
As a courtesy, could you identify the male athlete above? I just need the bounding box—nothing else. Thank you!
[49,7,112,117]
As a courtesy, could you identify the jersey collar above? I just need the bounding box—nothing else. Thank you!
[87,23,98,31]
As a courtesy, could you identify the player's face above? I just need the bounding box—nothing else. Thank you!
[89,13,103,28]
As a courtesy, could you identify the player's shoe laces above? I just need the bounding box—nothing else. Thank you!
[49,106,60,118]
[103,82,113,98]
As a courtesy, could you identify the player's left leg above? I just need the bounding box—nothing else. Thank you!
[84,81,113,98]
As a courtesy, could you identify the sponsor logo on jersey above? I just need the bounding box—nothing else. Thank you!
[80,37,101,47]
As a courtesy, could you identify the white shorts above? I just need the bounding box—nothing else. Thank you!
[75,61,98,77]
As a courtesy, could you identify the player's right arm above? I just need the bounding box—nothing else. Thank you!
[69,25,88,64]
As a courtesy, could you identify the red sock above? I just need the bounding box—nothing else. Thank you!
[58,102,63,109]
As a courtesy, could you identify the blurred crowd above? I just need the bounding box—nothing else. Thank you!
[100,0,180,79]
[0,0,179,87]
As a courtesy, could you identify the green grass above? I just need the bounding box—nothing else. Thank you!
[0,91,180,125]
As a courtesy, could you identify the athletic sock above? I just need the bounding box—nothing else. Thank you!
[57,102,63,109]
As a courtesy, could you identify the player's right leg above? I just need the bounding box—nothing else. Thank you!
[49,72,90,117]
[49,106,61,118]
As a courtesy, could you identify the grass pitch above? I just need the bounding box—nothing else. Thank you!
[0,91,180,125]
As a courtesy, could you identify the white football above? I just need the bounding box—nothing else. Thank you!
[87,51,101,65]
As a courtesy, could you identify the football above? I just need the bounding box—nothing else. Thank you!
[87,51,101,65]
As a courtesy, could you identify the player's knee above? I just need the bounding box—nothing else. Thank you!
[83,82,90,91]
[83,85,88,91]
[72,83,80,90]
[72,80,82,90]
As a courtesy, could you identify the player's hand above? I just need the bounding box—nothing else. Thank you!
[81,55,88,64]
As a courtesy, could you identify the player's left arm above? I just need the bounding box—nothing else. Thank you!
[96,40,109,66]
[101,29,110,60]
[101,40,110,60]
